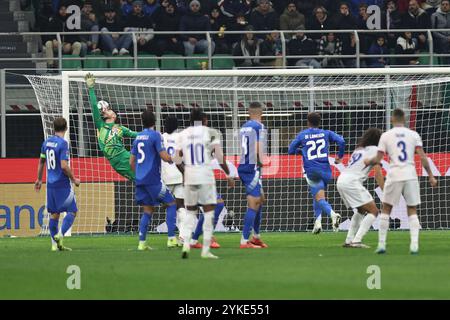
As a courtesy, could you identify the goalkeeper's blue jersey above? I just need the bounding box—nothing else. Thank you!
[131,128,165,186]
[288,128,345,172]
[40,135,71,189]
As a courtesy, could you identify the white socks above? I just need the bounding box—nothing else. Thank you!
[378,213,390,248]
[408,214,420,251]
[201,211,214,256]
[353,213,376,243]
[181,210,197,252]
[345,212,364,244]
[176,208,187,238]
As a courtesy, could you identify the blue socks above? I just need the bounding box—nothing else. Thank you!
[49,217,59,241]
[139,212,152,241]
[166,204,177,238]
[317,199,333,217]
[253,206,262,235]
[61,212,76,236]
[192,202,225,241]
[313,199,322,219]
[243,208,257,240]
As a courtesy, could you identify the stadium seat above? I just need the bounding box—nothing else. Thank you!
[84,53,108,69]
[186,54,208,70]
[109,55,134,69]
[137,54,159,69]
[61,55,82,70]
[160,54,185,70]
[212,54,235,69]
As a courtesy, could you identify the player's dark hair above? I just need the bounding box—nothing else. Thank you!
[142,110,156,128]
[164,115,178,134]
[307,112,321,127]
[358,127,382,148]
[249,102,262,112]
[190,107,205,125]
[392,108,405,121]
[53,117,67,132]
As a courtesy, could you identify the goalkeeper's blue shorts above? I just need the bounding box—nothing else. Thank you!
[46,186,78,214]
[305,168,332,197]
[238,168,262,197]
[135,183,174,206]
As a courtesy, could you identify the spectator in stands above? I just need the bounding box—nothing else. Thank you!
[225,12,249,49]
[431,0,450,64]
[94,0,122,16]
[357,3,371,53]
[319,32,344,67]
[122,0,134,16]
[80,0,100,54]
[144,0,160,17]
[42,4,83,69]
[180,0,215,55]
[124,1,154,52]
[210,6,230,53]
[348,0,384,17]
[396,31,419,64]
[307,6,333,43]
[342,31,357,67]
[280,1,305,39]
[287,24,321,68]
[232,25,263,67]
[422,0,442,15]
[220,0,253,20]
[260,31,283,67]
[100,5,132,55]
[397,0,424,13]
[383,0,402,49]
[367,35,389,67]
[250,0,280,38]
[174,0,189,14]
[151,0,184,55]
[401,0,431,50]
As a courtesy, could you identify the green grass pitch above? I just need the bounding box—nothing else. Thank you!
[1,231,449,300]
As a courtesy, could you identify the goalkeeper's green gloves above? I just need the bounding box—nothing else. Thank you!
[85,73,96,88]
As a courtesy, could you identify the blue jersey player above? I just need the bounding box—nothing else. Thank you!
[238,102,268,248]
[35,117,80,251]
[130,110,176,251]
[288,112,345,233]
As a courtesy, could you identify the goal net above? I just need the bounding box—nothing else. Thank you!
[26,68,450,234]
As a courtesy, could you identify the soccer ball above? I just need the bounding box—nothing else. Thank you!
[97,100,110,113]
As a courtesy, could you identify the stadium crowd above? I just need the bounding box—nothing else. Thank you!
[27,0,450,69]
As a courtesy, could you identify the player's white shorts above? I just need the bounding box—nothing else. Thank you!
[167,183,184,199]
[382,179,421,206]
[336,176,373,209]
[184,184,217,206]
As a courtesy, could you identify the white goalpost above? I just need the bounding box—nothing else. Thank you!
[26,68,450,235]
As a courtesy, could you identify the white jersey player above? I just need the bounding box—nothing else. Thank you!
[337,128,384,248]
[174,108,234,259]
[365,109,437,254]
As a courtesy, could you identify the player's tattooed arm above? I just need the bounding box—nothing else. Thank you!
[130,154,136,173]
[61,160,80,187]
[160,150,173,163]
[35,157,46,192]
[373,164,385,190]
[416,147,438,187]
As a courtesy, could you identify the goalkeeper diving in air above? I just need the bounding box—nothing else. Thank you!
[85,73,138,180]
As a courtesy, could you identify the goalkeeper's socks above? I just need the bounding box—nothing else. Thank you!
[242,208,257,240]
[201,211,214,256]
[378,213,390,248]
[61,212,76,236]
[408,214,420,250]
[353,213,376,243]
[317,199,333,217]
[166,204,177,238]
[214,201,225,226]
[139,212,152,241]
[313,199,322,219]
[346,212,364,244]
[253,206,263,235]
[192,214,204,241]
[49,217,59,241]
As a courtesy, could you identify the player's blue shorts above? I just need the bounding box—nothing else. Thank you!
[238,168,262,197]
[305,168,332,197]
[46,187,78,214]
[135,183,174,206]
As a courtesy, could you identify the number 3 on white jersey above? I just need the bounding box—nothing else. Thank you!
[137,142,145,164]
[306,139,326,160]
